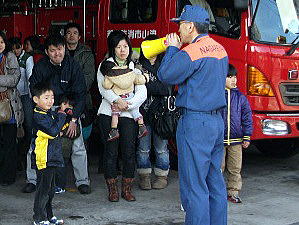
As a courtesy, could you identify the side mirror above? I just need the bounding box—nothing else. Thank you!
[234,0,248,10]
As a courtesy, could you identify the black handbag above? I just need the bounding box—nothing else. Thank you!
[147,87,180,140]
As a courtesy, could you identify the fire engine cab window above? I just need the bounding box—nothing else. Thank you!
[251,0,299,44]
[177,0,241,38]
[109,0,158,23]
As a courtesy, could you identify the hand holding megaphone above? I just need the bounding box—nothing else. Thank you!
[165,33,182,49]
[141,33,181,59]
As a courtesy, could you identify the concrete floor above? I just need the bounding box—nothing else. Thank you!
[1,146,299,225]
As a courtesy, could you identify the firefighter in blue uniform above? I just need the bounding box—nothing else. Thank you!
[158,5,228,225]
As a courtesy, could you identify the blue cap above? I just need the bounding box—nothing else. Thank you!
[171,5,210,24]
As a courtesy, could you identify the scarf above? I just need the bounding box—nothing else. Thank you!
[115,56,127,67]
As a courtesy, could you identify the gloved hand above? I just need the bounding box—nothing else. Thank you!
[64,108,73,115]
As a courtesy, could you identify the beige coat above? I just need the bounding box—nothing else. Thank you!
[103,65,149,95]
[0,52,24,126]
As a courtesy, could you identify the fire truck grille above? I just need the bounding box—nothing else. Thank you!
[280,83,299,106]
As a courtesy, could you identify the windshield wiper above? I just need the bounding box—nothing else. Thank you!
[250,0,261,39]
[285,34,299,56]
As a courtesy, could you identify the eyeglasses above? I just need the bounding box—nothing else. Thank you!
[179,21,191,26]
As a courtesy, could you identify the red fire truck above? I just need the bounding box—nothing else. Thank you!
[96,0,299,157]
[1,0,299,157]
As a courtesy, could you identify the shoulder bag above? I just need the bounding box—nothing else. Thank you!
[0,55,12,123]
[147,87,180,140]
[0,92,12,123]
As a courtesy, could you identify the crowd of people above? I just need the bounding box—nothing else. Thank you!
[0,5,253,225]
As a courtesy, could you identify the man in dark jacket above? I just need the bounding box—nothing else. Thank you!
[23,34,91,194]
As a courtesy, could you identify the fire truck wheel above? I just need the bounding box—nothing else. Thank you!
[254,139,299,158]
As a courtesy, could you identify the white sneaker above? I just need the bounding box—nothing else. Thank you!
[49,216,64,225]
[180,204,185,211]
[33,221,50,225]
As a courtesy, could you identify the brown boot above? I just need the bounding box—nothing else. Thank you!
[152,176,168,189]
[121,178,136,201]
[106,178,119,202]
[139,174,151,190]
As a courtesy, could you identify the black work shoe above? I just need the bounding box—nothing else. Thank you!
[78,184,91,194]
[107,128,120,141]
[138,125,148,138]
[22,183,36,193]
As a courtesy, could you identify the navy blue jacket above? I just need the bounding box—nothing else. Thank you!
[29,55,87,119]
[158,34,228,111]
[31,107,66,170]
[221,88,253,146]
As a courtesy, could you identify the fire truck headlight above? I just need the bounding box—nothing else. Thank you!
[262,119,290,135]
[248,66,275,97]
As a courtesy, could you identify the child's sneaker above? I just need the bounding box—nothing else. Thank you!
[138,125,148,138]
[228,195,242,203]
[54,186,66,194]
[180,204,185,212]
[33,221,50,225]
[107,128,120,141]
[49,216,64,225]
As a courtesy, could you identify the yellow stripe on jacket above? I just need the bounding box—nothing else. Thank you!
[35,130,55,170]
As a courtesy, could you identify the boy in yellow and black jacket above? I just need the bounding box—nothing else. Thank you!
[30,83,67,225]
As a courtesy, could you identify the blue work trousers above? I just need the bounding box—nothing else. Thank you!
[177,110,227,225]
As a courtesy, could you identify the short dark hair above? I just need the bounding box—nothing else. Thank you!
[59,95,75,106]
[32,82,53,98]
[64,22,82,35]
[24,35,41,51]
[8,37,22,49]
[193,22,209,34]
[107,30,132,64]
[0,30,9,55]
[228,64,237,77]
[44,34,65,50]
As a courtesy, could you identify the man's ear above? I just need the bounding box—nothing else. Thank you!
[33,96,38,104]
[45,49,49,56]
[78,35,81,41]
[189,22,195,33]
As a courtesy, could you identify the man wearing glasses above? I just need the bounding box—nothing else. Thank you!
[158,5,228,225]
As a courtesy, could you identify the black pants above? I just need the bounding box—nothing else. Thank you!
[0,123,17,184]
[33,167,56,223]
[55,157,69,189]
[98,114,138,179]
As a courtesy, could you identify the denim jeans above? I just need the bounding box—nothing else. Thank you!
[136,126,169,176]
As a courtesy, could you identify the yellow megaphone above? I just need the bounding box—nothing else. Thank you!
[141,37,167,59]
